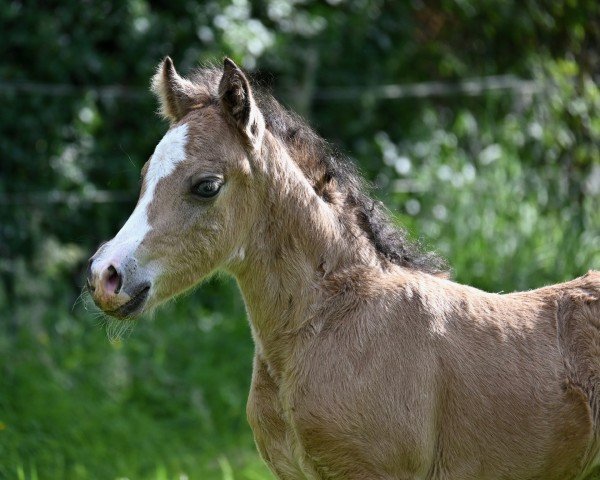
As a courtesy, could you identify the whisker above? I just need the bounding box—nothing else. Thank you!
[71,286,88,312]
[106,317,136,344]
[77,289,138,342]
[119,144,137,169]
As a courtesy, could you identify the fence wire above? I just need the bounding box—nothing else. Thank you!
[0,74,544,205]
[0,75,542,101]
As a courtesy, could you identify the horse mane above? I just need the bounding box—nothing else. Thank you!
[189,66,447,275]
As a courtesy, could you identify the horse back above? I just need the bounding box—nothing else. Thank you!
[412,270,600,479]
[478,270,600,478]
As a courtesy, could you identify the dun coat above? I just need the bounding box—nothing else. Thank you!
[88,57,600,480]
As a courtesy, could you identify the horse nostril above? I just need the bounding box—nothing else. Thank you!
[104,265,123,295]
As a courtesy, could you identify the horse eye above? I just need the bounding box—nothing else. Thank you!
[192,179,222,198]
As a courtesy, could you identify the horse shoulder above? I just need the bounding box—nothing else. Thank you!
[285,274,440,478]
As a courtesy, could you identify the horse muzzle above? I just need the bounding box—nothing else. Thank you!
[87,250,151,319]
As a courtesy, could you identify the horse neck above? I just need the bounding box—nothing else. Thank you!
[229,136,380,375]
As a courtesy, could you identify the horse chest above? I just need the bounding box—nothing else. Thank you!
[247,355,321,479]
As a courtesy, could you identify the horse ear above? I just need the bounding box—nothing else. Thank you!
[218,58,265,149]
[151,57,199,123]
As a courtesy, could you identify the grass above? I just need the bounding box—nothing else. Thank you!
[0,277,274,480]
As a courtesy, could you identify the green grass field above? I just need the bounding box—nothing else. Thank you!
[1,277,274,480]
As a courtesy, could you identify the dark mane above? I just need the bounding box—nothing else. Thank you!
[191,67,447,275]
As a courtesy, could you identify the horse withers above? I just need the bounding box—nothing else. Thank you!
[88,57,600,480]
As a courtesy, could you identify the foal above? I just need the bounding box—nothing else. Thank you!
[88,57,600,480]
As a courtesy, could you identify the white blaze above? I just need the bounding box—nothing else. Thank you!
[111,123,189,249]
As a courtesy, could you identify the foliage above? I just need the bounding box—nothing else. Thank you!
[375,60,600,291]
[0,0,598,478]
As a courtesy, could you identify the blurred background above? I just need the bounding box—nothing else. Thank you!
[1,0,599,478]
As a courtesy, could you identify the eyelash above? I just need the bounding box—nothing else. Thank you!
[191,178,223,198]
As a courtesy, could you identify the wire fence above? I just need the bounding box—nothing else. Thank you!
[313,75,542,100]
[0,190,135,206]
[0,74,544,205]
[0,74,543,101]
[0,81,147,100]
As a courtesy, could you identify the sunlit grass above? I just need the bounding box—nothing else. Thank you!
[14,454,273,480]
